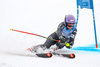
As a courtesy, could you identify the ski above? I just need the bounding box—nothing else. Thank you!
[27,47,75,58]
[52,52,75,58]
[35,53,75,58]
[36,53,52,58]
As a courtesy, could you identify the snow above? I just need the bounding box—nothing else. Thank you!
[0,50,100,67]
[0,0,100,67]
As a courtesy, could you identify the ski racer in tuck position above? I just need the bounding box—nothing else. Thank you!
[29,14,77,53]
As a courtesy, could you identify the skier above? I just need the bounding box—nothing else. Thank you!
[29,14,77,53]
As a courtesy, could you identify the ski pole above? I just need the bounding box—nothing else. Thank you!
[10,29,60,42]
[10,29,71,48]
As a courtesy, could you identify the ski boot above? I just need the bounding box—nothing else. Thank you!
[27,45,52,58]
[27,45,50,53]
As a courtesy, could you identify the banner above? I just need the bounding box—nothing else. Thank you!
[77,0,93,9]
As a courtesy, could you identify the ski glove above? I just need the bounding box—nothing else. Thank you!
[59,36,66,43]
[64,42,72,49]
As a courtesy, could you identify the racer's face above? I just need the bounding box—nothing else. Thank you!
[67,23,75,29]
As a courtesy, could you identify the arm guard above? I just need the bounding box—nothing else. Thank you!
[56,22,65,37]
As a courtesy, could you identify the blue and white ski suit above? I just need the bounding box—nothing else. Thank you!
[43,22,77,49]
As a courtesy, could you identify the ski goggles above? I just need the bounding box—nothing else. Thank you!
[67,23,75,27]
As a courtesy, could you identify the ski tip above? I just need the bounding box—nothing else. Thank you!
[69,54,75,58]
